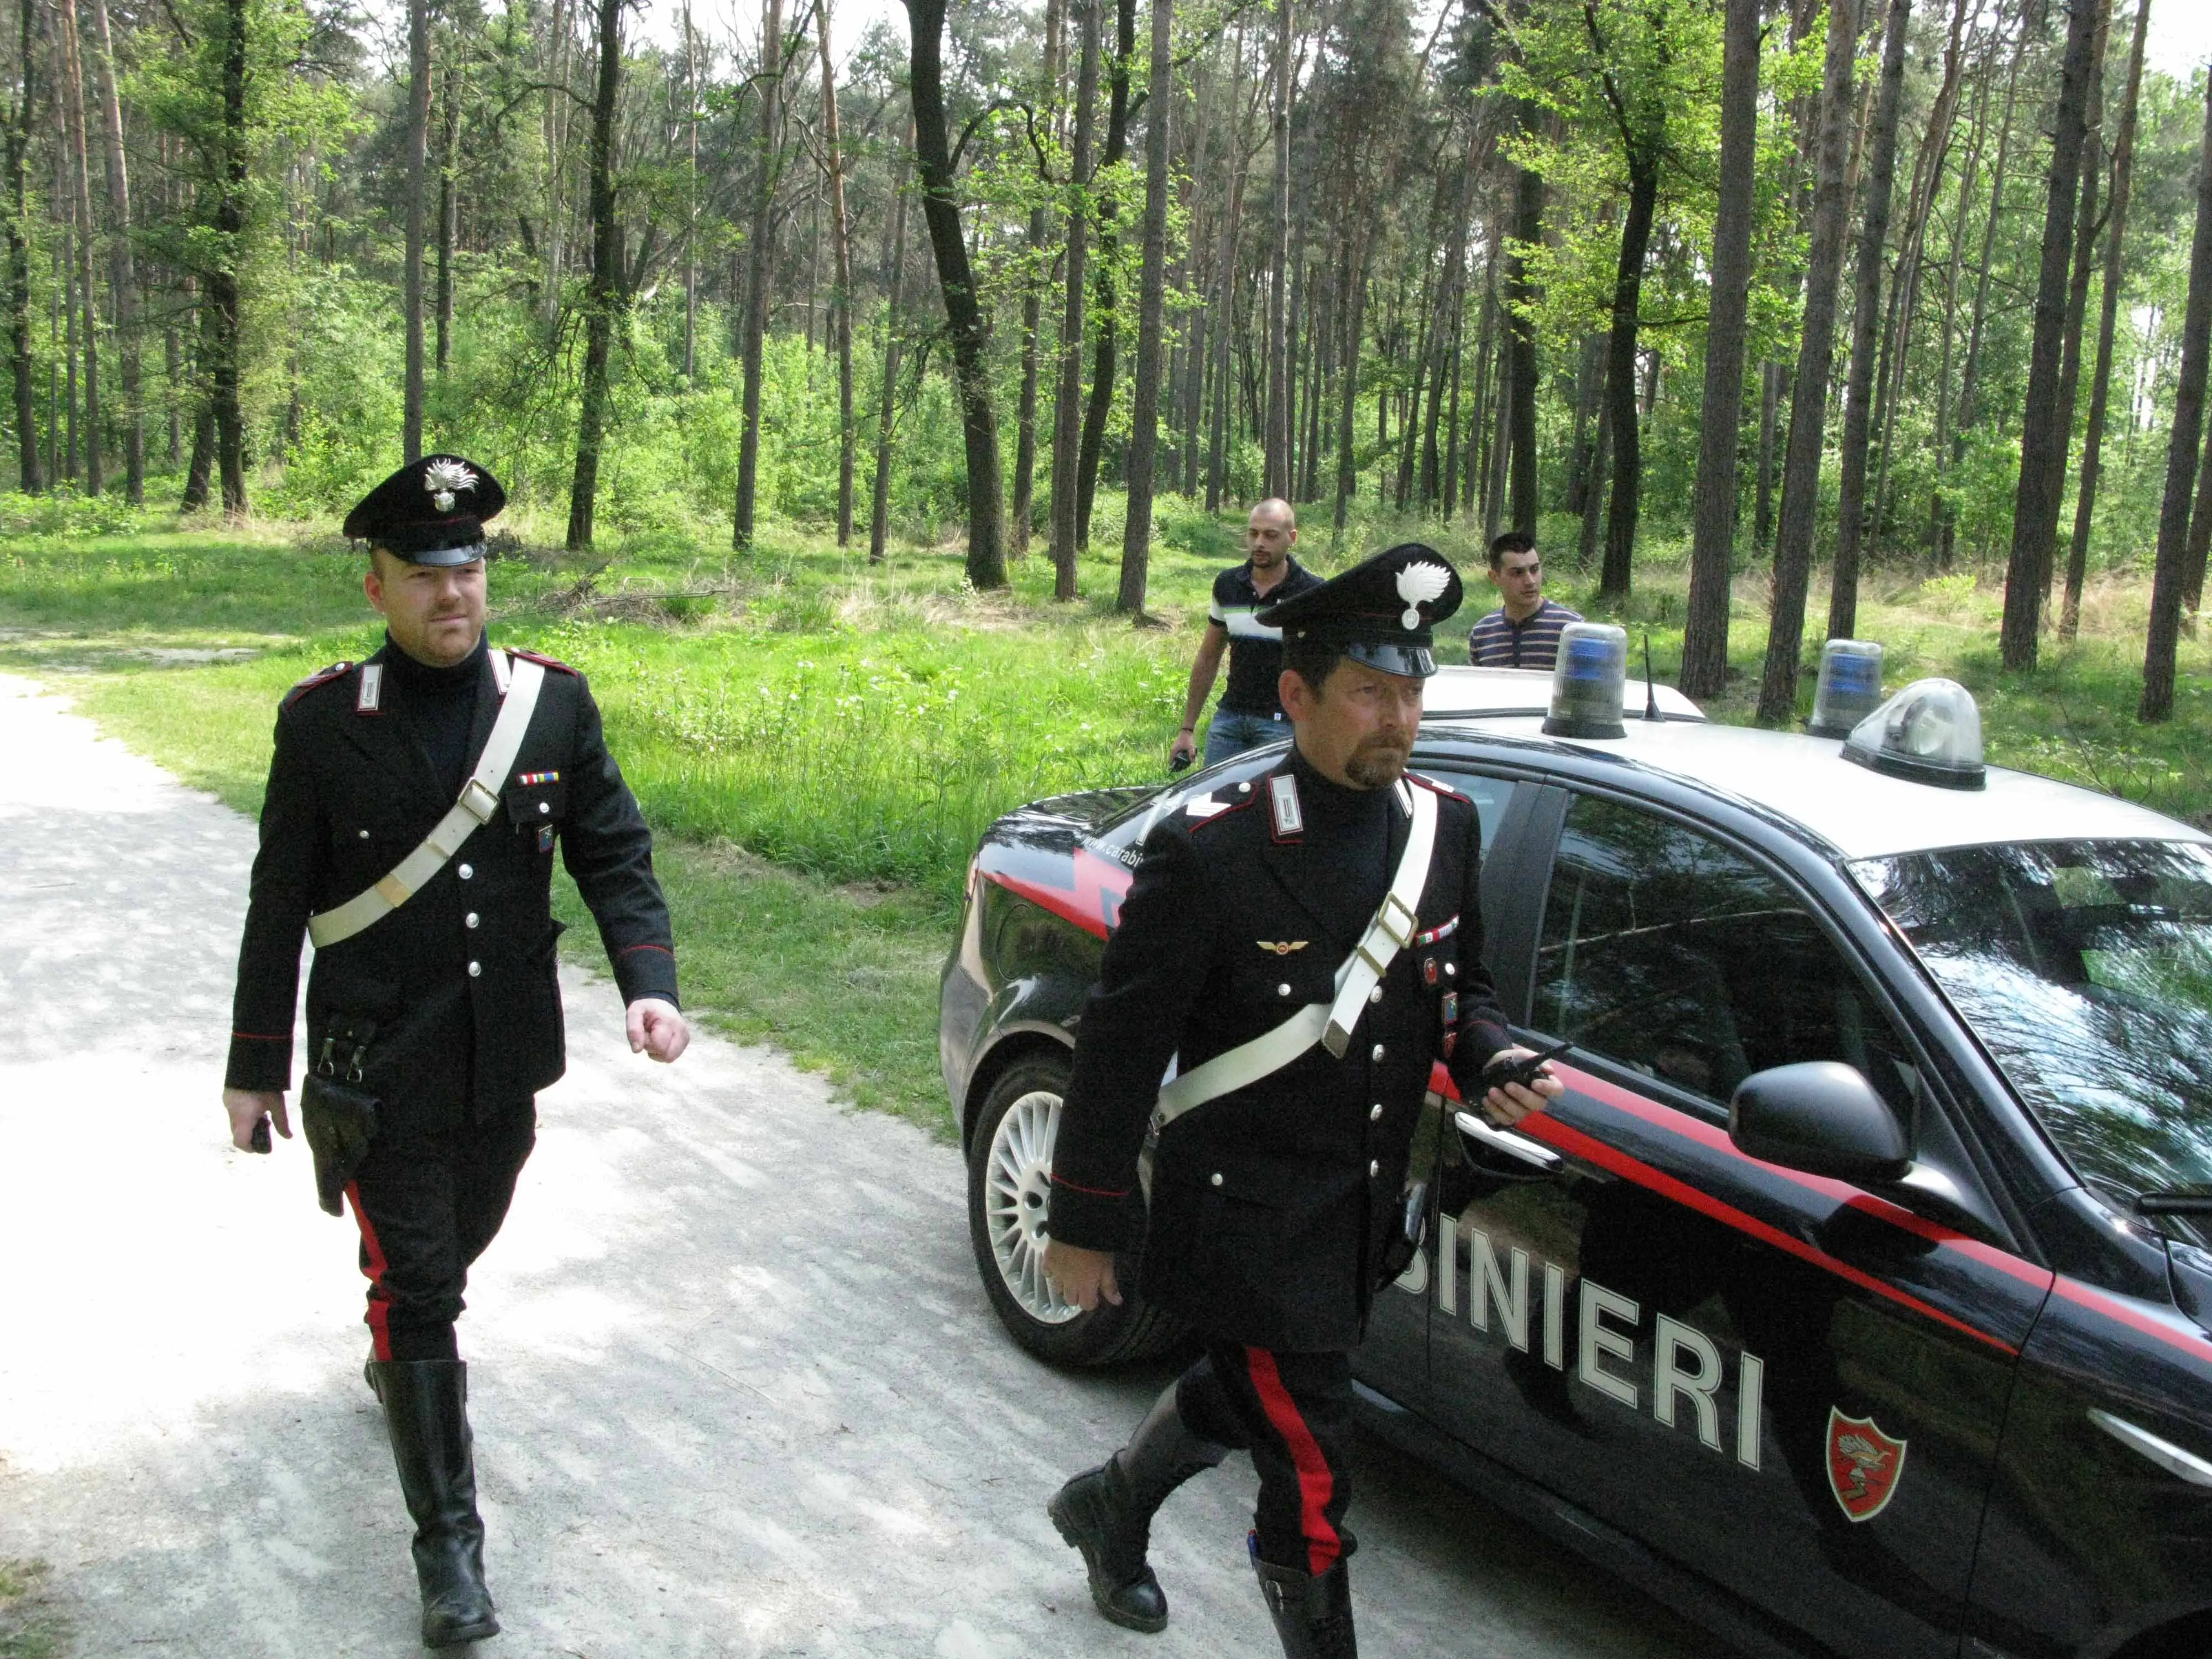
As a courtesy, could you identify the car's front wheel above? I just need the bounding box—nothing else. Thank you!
[966,1053,1182,1366]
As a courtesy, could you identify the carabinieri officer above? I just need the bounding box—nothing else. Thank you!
[1041,543,1563,1658]
[220,454,690,1648]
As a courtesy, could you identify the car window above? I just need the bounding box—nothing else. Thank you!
[1533,795,1918,1114]
[1412,769,1516,859]
[1853,838,2212,1225]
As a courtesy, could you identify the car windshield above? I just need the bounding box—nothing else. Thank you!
[1852,839,2212,1222]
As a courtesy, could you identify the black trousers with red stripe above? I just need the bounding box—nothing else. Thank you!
[344,1099,537,1364]
[1175,1343,1356,1576]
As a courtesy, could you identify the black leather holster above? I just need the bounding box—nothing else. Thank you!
[302,1022,380,1217]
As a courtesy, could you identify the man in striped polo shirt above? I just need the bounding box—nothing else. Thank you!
[1465,529,1580,669]
[1170,499,1325,770]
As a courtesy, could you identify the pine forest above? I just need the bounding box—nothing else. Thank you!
[6,0,2212,716]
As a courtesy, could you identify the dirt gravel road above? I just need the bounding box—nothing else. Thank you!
[0,671,1708,1658]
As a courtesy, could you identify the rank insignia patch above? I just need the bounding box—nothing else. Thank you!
[1258,940,1309,956]
[1826,1408,1908,1523]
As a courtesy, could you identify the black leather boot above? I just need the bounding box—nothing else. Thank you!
[1048,1383,1229,1632]
[1252,1547,1358,1659]
[371,1360,500,1648]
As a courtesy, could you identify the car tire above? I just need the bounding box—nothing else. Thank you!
[966,1053,1184,1367]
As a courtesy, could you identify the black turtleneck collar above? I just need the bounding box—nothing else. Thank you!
[382,631,487,797]
[1285,741,1393,825]
[381,629,488,691]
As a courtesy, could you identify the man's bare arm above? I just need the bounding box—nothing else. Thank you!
[1172,624,1231,765]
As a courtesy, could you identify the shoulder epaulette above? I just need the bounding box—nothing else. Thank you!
[1407,770,1472,806]
[1186,782,1261,836]
[283,661,353,707]
[508,648,580,676]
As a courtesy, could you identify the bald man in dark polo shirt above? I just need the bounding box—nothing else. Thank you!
[1170,499,1325,770]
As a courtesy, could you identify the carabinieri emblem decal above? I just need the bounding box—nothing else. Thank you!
[1825,1407,1908,1522]
[423,457,479,514]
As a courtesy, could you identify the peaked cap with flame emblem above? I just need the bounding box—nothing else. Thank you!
[342,453,508,566]
[1256,541,1464,679]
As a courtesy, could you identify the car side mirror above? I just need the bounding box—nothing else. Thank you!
[1729,1061,1910,1185]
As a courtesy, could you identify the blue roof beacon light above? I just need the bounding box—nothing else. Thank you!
[1808,639,1885,738]
[1543,622,1629,740]
[1842,677,1987,790]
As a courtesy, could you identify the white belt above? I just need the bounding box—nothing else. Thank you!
[307,653,546,949]
[1151,780,1438,1131]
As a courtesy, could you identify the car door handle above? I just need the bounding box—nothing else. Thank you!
[1454,1110,1562,1171]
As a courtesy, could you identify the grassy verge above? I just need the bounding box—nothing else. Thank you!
[0,1559,64,1659]
[8,506,2212,1141]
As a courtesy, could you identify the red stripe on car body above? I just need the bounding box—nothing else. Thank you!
[1521,1109,2020,1355]
[980,847,1134,941]
[1439,1059,2212,1374]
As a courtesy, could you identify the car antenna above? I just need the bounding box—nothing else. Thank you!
[1641,632,1662,722]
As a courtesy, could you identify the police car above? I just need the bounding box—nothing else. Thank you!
[938,635,2212,1659]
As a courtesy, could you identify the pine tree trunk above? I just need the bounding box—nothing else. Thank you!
[541,0,570,331]
[818,4,856,546]
[1597,148,1658,604]
[1263,0,1290,497]
[210,0,248,516]
[86,0,138,502]
[1178,64,1210,499]
[1682,0,1762,700]
[1754,361,1780,550]
[1943,19,2026,566]
[1999,0,2104,669]
[684,3,697,379]
[403,0,429,461]
[1013,0,1066,555]
[2183,422,2212,619]
[1504,154,1542,530]
[870,139,912,563]
[2045,0,2112,608]
[1757,0,1858,724]
[1076,0,1134,546]
[1048,0,1099,595]
[1868,0,1971,566]
[6,0,38,495]
[1332,243,1366,535]
[1117,0,1172,614]
[905,0,1008,588]
[54,0,100,495]
[2138,62,2212,721]
[435,73,456,377]
[2064,0,2153,639]
[564,0,622,551]
[1578,359,1609,569]
[1927,22,1994,568]
[1825,0,1911,644]
[733,0,784,550]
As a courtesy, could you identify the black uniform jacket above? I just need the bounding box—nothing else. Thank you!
[1047,748,1512,1352]
[225,639,677,1136]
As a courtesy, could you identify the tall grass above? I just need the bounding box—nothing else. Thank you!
[535,618,1189,895]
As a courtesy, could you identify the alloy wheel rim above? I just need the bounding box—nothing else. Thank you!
[985,1088,1081,1325]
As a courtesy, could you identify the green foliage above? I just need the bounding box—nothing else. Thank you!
[0,1559,64,1659]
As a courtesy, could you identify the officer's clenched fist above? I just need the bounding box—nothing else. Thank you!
[625,997,691,1063]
